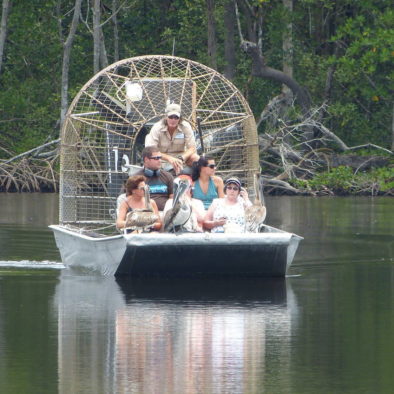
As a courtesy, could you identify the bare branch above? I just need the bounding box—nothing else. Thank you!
[99,0,127,28]
[2,139,60,164]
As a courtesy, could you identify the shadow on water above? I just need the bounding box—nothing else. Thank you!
[116,276,288,305]
[55,271,290,309]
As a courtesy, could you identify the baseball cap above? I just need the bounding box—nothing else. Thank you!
[165,103,181,117]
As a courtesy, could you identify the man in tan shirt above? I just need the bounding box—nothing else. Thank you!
[145,103,199,175]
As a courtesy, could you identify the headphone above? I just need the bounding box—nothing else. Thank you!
[144,167,161,177]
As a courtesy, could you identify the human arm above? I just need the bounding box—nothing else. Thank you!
[240,188,252,207]
[203,200,227,230]
[166,172,174,199]
[116,193,127,216]
[192,199,206,231]
[116,200,128,229]
[145,122,160,148]
[159,152,184,174]
[161,146,197,173]
[213,176,225,198]
[150,200,162,231]
[182,146,198,166]
[181,121,198,164]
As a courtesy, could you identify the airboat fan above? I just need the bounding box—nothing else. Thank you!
[60,55,259,233]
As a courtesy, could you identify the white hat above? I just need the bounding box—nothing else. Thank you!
[165,103,181,117]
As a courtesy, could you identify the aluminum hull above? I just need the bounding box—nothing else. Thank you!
[50,225,302,277]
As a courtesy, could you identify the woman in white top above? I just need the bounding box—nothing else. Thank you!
[203,177,252,233]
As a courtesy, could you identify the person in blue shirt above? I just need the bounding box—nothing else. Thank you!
[133,146,174,211]
[191,156,224,210]
[117,147,174,213]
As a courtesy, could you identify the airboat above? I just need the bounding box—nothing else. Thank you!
[50,55,302,277]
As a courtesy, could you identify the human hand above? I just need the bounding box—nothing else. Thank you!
[240,187,249,200]
[215,217,227,226]
[169,156,183,174]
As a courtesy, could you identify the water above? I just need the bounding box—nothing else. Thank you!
[0,194,393,393]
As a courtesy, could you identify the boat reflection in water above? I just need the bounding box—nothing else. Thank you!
[54,272,298,393]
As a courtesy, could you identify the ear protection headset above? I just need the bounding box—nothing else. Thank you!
[144,167,161,177]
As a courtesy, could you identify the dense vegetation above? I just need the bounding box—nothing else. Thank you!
[0,0,392,194]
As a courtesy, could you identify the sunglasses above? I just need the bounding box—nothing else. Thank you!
[205,164,216,169]
[226,186,239,191]
[149,156,162,160]
[168,115,180,120]
[137,185,146,190]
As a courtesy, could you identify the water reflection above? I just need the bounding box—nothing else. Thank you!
[0,193,60,261]
[2,194,392,392]
[53,274,297,393]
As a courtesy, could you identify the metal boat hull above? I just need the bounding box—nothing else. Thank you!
[50,225,302,277]
[50,225,127,275]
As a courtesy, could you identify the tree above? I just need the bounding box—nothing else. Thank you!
[58,0,83,125]
[0,0,12,75]
[206,0,217,69]
[282,0,293,96]
[235,0,311,113]
[223,0,236,80]
[328,6,394,148]
[92,0,102,74]
[112,0,119,62]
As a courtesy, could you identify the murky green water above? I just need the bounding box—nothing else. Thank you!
[0,194,393,393]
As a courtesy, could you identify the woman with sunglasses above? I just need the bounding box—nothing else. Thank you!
[145,103,199,175]
[203,177,251,233]
[191,156,224,210]
[116,175,162,232]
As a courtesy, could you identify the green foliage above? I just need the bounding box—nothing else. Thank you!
[291,165,394,195]
[291,1,393,148]
[369,167,394,191]
[310,166,355,193]
[327,7,394,146]
[0,0,393,159]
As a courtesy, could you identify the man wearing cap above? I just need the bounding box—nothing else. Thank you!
[133,146,174,211]
[145,103,199,175]
[116,146,174,214]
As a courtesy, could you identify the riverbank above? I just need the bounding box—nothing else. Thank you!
[0,163,392,196]
[288,165,394,196]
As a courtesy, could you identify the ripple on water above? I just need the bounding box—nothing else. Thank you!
[0,260,64,270]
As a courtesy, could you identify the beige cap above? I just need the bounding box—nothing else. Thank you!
[165,103,181,117]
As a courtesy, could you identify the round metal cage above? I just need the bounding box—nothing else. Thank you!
[59,55,259,233]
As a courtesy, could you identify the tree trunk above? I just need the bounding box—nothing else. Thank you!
[99,27,109,69]
[236,0,310,114]
[93,0,101,74]
[60,0,83,126]
[242,40,311,113]
[223,0,236,80]
[392,102,394,152]
[206,0,217,70]
[112,0,119,62]
[0,0,11,75]
[282,0,293,97]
